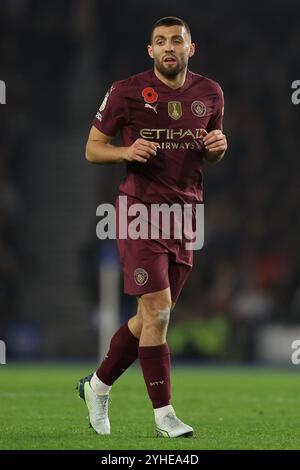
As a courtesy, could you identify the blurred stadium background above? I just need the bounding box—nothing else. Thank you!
[1,0,300,365]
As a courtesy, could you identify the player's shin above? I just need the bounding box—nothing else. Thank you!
[139,343,171,408]
[138,340,194,438]
[92,321,140,394]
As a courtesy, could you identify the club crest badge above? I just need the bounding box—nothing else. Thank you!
[168,101,182,120]
[191,101,206,117]
[134,268,148,286]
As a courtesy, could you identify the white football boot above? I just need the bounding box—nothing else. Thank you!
[155,406,194,438]
[77,374,110,435]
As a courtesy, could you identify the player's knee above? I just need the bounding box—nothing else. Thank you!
[140,291,171,329]
[143,305,171,329]
[156,307,170,328]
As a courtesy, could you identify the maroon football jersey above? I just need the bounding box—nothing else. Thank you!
[92,69,224,205]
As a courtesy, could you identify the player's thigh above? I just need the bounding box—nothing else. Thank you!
[118,236,171,297]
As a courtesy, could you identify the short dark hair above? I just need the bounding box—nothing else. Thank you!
[150,16,191,43]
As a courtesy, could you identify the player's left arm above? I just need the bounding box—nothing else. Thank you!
[203,83,227,163]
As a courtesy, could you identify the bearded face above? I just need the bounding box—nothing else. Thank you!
[149,25,195,80]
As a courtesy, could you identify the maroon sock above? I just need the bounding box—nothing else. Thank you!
[139,343,171,409]
[96,322,139,386]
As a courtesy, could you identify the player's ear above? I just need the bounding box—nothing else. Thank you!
[189,42,195,58]
[147,44,154,59]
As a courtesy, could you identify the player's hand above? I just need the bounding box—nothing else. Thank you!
[124,138,159,163]
[200,129,227,161]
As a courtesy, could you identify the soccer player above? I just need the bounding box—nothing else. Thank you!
[77,16,227,438]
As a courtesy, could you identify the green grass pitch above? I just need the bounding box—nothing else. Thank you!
[0,364,299,450]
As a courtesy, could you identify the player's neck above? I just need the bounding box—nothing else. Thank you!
[153,66,188,90]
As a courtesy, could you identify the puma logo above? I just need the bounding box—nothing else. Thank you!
[145,103,158,114]
[150,380,164,386]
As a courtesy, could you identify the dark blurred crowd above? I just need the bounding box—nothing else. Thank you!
[0,0,86,332]
[0,0,299,358]
[0,130,21,325]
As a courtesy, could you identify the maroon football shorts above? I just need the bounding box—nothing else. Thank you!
[116,195,194,303]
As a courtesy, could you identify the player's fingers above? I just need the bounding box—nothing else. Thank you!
[137,146,157,156]
[139,141,158,152]
[210,129,223,136]
[136,139,158,151]
[205,140,226,149]
[205,142,226,151]
[137,144,157,156]
[132,155,148,163]
[203,135,225,146]
[135,149,152,159]
[207,145,226,152]
[203,129,222,143]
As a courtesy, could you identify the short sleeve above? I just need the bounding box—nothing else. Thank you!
[92,82,127,137]
[206,84,224,132]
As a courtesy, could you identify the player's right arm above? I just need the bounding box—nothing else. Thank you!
[86,81,157,164]
[85,126,158,164]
